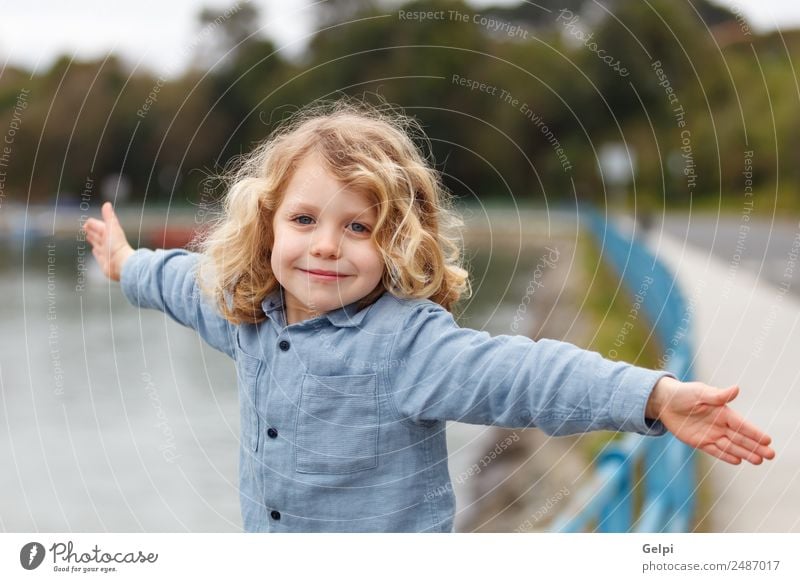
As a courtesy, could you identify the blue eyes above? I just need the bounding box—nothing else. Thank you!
[291,215,370,233]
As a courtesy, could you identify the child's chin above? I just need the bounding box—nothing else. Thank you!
[304,295,350,312]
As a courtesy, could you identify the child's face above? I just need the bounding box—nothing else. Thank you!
[271,152,384,324]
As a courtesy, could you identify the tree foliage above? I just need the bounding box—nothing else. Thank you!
[0,0,794,211]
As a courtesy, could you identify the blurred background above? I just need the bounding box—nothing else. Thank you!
[1,0,798,532]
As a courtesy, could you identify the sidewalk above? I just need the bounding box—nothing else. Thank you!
[646,229,800,532]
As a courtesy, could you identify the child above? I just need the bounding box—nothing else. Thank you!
[83,100,775,533]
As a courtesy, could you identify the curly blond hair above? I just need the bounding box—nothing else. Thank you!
[195,98,471,325]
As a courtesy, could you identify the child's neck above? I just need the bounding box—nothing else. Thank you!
[281,287,323,325]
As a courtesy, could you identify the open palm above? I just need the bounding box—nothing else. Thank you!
[657,379,775,465]
[82,202,134,281]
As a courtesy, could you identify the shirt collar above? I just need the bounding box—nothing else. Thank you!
[260,287,376,328]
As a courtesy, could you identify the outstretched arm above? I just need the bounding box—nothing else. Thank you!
[388,301,674,436]
[83,201,236,358]
[646,376,775,465]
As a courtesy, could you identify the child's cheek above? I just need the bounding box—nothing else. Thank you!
[269,240,285,275]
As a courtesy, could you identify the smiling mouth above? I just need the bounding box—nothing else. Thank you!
[299,269,350,280]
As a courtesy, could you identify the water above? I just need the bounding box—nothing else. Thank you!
[1,241,240,531]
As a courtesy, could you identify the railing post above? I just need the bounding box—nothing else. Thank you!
[665,441,696,532]
[635,437,671,532]
[597,446,634,532]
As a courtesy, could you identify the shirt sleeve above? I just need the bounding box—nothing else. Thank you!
[387,302,675,436]
[120,248,236,359]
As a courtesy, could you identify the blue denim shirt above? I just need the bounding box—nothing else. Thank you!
[121,248,672,532]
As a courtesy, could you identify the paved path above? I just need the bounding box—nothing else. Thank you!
[657,212,800,300]
[644,224,800,532]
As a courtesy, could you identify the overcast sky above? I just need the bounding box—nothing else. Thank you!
[2,0,798,79]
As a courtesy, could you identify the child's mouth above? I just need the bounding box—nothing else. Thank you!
[299,268,349,281]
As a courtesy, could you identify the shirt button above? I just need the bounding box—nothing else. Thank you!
[267,427,278,439]
[270,510,281,521]
[279,340,290,351]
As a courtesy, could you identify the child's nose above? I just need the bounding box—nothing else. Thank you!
[310,229,341,258]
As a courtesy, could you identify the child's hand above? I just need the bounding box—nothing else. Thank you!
[647,376,776,465]
[82,201,135,282]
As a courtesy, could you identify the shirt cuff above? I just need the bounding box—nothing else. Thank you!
[611,367,677,436]
[120,247,153,307]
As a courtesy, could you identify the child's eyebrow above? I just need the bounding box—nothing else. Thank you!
[285,202,377,221]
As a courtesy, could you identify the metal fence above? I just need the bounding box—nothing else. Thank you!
[551,208,697,532]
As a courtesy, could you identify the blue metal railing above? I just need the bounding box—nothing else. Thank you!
[551,208,697,532]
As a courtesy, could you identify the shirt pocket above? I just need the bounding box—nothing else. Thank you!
[295,373,379,474]
[236,350,263,453]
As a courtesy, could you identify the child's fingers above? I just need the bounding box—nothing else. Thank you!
[86,220,105,237]
[84,217,108,239]
[717,436,766,465]
[735,430,775,456]
[707,384,739,406]
[725,408,772,445]
[101,201,129,249]
[84,222,105,245]
[700,442,741,465]
[726,427,775,459]
[101,201,119,226]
